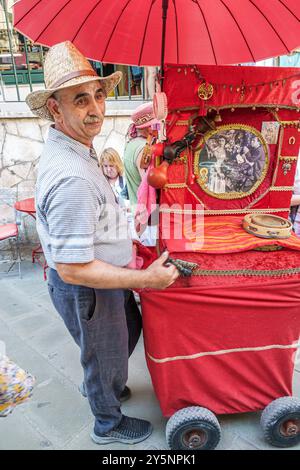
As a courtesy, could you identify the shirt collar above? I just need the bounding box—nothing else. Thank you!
[48,126,96,162]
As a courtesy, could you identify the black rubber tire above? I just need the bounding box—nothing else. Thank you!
[166,406,221,450]
[260,396,300,448]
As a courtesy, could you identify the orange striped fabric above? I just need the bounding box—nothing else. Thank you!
[178,216,300,253]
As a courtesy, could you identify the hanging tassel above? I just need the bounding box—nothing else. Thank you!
[214,111,222,123]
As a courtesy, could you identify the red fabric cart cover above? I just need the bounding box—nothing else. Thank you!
[139,66,300,418]
[140,249,300,416]
[164,64,300,112]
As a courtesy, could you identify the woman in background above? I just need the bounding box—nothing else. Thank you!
[99,147,138,238]
[99,147,142,350]
[99,147,128,202]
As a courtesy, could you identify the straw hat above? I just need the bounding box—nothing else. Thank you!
[131,102,159,129]
[26,41,122,121]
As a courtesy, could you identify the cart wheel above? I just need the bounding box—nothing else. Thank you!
[261,396,300,448]
[166,406,221,450]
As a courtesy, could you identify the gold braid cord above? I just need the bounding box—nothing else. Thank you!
[164,183,187,189]
[159,207,290,216]
[192,268,300,277]
[269,186,294,191]
[279,156,298,161]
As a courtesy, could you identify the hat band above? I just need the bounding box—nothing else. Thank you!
[135,113,154,126]
[51,69,99,89]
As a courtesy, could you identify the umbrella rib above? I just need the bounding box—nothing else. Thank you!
[138,0,156,66]
[14,0,43,28]
[71,0,105,44]
[35,0,73,42]
[194,0,217,65]
[219,0,256,62]
[172,0,179,63]
[248,0,292,54]
[101,0,135,62]
[277,0,300,21]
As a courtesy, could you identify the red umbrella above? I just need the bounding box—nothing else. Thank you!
[13,0,300,68]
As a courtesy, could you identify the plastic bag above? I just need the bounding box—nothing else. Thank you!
[0,355,35,417]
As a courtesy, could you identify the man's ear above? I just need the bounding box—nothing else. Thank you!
[46,97,62,122]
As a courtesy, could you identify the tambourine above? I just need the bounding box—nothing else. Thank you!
[243,214,292,239]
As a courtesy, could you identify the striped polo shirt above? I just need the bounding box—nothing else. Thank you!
[35,126,132,270]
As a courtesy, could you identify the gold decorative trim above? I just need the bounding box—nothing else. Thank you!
[269,186,294,191]
[194,124,269,200]
[193,268,300,277]
[168,104,300,114]
[164,183,187,189]
[208,104,300,112]
[198,82,214,101]
[159,207,290,216]
[279,156,298,161]
[276,122,299,128]
[175,120,189,126]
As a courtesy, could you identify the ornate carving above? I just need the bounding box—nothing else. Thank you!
[197,82,214,101]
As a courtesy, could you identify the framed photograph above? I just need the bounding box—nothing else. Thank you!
[194,125,269,199]
[261,121,280,145]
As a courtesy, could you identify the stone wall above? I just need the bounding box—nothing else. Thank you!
[0,112,132,260]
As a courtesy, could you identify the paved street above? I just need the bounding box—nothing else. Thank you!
[0,261,299,451]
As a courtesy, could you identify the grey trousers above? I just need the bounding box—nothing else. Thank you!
[48,268,142,434]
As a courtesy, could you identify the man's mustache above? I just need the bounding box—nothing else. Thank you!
[84,116,103,124]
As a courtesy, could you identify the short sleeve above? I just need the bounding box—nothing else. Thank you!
[45,177,98,264]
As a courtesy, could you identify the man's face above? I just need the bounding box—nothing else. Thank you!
[207,139,217,151]
[251,137,259,148]
[47,80,106,146]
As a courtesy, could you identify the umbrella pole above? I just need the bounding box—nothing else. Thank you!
[160,0,169,91]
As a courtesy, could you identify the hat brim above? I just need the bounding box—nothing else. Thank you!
[26,71,122,121]
[135,117,160,129]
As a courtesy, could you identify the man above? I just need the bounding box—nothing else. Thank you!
[200,138,218,165]
[26,41,178,445]
[247,136,265,182]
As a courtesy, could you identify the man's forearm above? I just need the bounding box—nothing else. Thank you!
[56,259,149,290]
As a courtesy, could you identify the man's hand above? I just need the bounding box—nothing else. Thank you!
[56,251,179,290]
[143,251,179,289]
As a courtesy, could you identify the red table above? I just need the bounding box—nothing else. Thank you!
[14,197,48,280]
